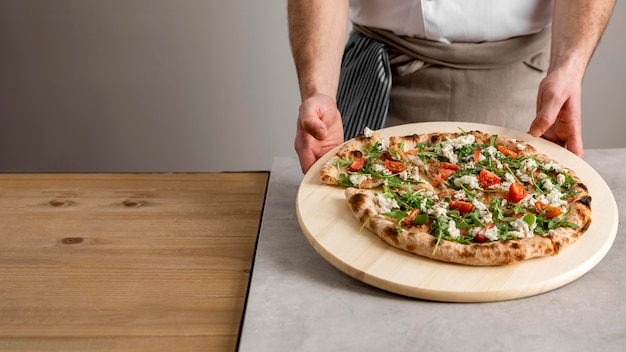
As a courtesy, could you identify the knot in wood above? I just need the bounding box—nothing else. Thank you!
[61,237,84,245]
[48,199,73,208]
[122,200,144,208]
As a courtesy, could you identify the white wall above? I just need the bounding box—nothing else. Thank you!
[0,1,624,172]
[581,0,626,151]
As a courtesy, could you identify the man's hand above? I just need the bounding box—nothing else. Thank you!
[529,68,584,157]
[529,0,615,158]
[294,94,344,173]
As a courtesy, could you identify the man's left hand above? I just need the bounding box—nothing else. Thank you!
[529,67,584,157]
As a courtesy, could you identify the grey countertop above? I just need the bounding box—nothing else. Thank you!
[239,149,625,352]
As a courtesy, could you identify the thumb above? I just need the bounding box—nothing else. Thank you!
[529,100,560,137]
[301,114,327,140]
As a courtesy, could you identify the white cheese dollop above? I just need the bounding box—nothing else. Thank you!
[448,220,461,239]
[454,175,481,190]
[373,163,392,176]
[375,193,399,214]
[399,167,421,181]
[508,217,536,239]
[520,158,538,173]
[349,174,371,186]
[428,201,449,217]
[484,226,499,241]
[439,134,476,165]
[363,127,374,138]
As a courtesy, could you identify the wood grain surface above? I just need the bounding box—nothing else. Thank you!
[0,173,268,351]
[297,122,618,302]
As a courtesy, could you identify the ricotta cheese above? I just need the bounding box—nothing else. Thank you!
[375,193,399,214]
[448,220,461,239]
[363,127,374,138]
[454,175,481,189]
[349,174,371,186]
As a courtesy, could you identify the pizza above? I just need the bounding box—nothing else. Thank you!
[320,127,592,266]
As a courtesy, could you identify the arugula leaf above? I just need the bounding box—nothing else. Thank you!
[383,210,408,219]
[337,174,354,187]
[430,217,449,255]
[489,135,498,148]
[364,142,384,160]
[333,158,353,168]
[385,176,405,189]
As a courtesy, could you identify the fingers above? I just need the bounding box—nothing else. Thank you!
[298,94,336,140]
[565,133,584,157]
[294,94,344,173]
[529,97,561,138]
[297,148,317,173]
[301,115,327,140]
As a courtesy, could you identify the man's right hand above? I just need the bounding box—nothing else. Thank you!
[294,94,344,173]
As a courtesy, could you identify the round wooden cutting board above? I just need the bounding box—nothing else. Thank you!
[296,122,618,302]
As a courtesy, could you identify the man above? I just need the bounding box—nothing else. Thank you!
[288,0,616,173]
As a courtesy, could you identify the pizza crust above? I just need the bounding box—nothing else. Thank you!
[345,188,562,266]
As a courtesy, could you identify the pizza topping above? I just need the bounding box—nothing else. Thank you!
[389,145,408,161]
[399,167,422,182]
[542,161,563,172]
[447,220,461,239]
[428,201,449,218]
[437,134,476,164]
[508,182,528,202]
[497,145,519,159]
[508,216,536,239]
[375,192,400,214]
[478,169,501,188]
[449,200,473,214]
[385,159,407,174]
[535,201,562,219]
[472,223,498,242]
[348,156,366,172]
[327,129,589,255]
[453,175,481,189]
[473,148,482,163]
[349,174,372,186]
[520,158,539,173]
[402,209,429,227]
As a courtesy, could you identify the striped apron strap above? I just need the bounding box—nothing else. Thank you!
[336,31,392,141]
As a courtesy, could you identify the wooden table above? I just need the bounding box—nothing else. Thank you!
[0,173,269,351]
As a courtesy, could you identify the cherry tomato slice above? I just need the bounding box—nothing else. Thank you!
[385,159,407,173]
[348,157,366,172]
[535,201,562,219]
[441,162,461,171]
[449,200,474,214]
[437,162,460,180]
[508,182,528,202]
[474,148,482,162]
[474,223,494,243]
[402,209,428,226]
[497,145,519,159]
[402,209,419,227]
[389,145,408,160]
[474,233,488,243]
[478,169,501,187]
[439,168,455,180]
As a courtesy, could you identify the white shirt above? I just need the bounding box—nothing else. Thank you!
[349,0,554,44]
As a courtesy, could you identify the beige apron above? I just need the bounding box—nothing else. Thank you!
[354,24,551,133]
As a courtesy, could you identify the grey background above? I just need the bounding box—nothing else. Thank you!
[0,0,624,172]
